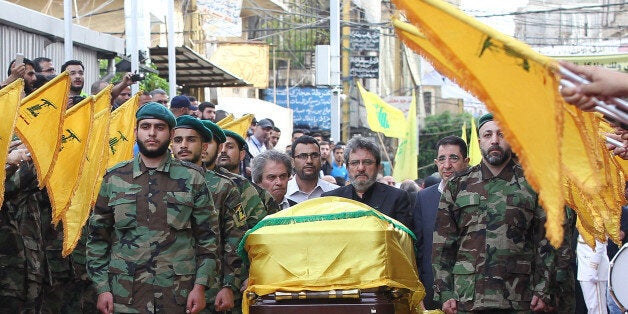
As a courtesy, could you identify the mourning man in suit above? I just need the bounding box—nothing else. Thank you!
[413,135,469,310]
[322,136,412,228]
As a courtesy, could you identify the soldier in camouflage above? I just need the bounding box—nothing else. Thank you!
[86,103,219,314]
[432,113,555,313]
[2,142,73,313]
[171,116,242,312]
[209,128,278,312]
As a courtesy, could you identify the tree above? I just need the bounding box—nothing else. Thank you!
[418,111,473,178]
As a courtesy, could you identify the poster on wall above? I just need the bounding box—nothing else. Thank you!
[264,87,331,130]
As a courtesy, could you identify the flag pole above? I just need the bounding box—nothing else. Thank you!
[376,133,393,164]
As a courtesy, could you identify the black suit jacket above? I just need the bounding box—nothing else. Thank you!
[412,183,441,309]
[322,182,413,228]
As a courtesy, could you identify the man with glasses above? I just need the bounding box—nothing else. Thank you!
[33,57,56,76]
[413,135,469,310]
[286,135,338,203]
[322,137,413,228]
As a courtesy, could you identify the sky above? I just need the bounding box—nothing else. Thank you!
[460,0,529,35]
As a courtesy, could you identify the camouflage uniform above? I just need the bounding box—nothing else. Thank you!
[201,169,242,311]
[215,168,278,312]
[554,208,577,314]
[432,160,555,312]
[1,161,72,313]
[86,154,219,313]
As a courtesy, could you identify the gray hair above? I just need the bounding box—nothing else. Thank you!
[344,136,381,165]
[251,149,293,184]
[149,88,167,97]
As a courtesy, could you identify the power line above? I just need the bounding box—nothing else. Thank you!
[472,2,627,18]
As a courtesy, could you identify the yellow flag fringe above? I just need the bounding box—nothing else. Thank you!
[15,72,70,188]
[0,79,24,206]
[48,96,94,225]
[62,87,112,256]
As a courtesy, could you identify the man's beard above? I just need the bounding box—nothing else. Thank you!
[177,150,201,164]
[297,166,319,181]
[481,145,512,166]
[137,139,170,158]
[217,154,239,173]
[350,173,376,192]
[70,83,84,93]
[203,150,218,168]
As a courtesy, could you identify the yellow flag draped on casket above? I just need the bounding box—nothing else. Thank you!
[393,90,418,181]
[239,197,424,313]
[107,92,139,168]
[221,114,254,138]
[62,87,112,256]
[391,0,625,247]
[15,72,70,188]
[0,79,24,205]
[47,96,94,224]
[357,81,407,138]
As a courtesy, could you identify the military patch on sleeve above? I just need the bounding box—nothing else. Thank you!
[233,204,246,227]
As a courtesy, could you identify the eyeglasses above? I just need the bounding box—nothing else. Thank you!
[294,152,321,160]
[436,155,461,164]
[348,159,376,167]
[156,100,168,105]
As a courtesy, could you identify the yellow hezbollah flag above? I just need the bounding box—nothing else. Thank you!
[48,96,94,224]
[0,79,24,205]
[357,81,407,138]
[222,114,254,139]
[62,88,112,256]
[393,0,560,246]
[217,113,234,127]
[15,72,70,188]
[107,92,139,168]
[393,90,418,181]
[460,121,467,144]
[392,0,625,246]
[468,117,482,166]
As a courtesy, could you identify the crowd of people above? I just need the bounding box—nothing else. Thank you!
[2,54,628,314]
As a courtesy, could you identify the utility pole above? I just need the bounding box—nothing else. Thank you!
[330,0,341,143]
[341,0,351,143]
[64,0,73,61]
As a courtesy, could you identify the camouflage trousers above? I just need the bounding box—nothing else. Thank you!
[61,279,98,314]
[0,278,65,314]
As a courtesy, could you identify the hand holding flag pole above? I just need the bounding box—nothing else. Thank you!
[559,66,628,126]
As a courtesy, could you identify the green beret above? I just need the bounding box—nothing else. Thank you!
[200,120,226,144]
[136,102,176,129]
[175,115,213,142]
[478,113,494,130]
[223,130,248,151]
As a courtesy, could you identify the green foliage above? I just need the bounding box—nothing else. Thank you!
[97,58,168,93]
[418,111,474,178]
[261,0,328,69]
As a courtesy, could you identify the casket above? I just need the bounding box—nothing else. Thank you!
[237,196,425,313]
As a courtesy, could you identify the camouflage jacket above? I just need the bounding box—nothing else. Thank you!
[432,159,554,311]
[2,161,70,287]
[215,168,277,292]
[203,170,242,301]
[86,154,219,300]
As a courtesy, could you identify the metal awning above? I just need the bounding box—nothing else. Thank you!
[149,46,250,88]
